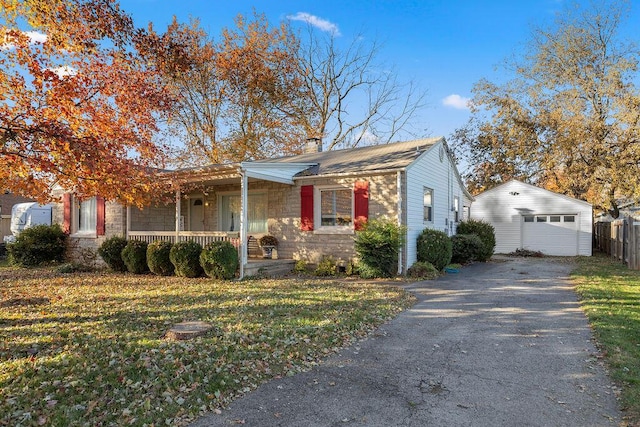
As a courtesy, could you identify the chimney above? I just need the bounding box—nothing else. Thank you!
[305,137,322,153]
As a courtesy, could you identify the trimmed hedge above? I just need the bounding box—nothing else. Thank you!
[147,241,174,276]
[417,228,452,271]
[7,224,67,267]
[98,236,128,272]
[170,241,203,278]
[456,219,496,261]
[354,218,405,278]
[451,233,484,264]
[200,241,238,280]
[121,240,149,274]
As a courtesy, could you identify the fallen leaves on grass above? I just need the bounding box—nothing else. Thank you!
[0,268,414,426]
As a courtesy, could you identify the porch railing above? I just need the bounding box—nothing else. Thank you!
[127,231,242,259]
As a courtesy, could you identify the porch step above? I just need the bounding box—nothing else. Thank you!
[244,259,295,277]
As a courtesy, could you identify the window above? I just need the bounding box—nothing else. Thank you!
[320,188,352,227]
[564,215,575,222]
[453,196,460,223]
[219,193,268,233]
[77,197,96,233]
[550,216,561,222]
[536,216,547,222]
[524,216,534,222]
[423,187,433,222]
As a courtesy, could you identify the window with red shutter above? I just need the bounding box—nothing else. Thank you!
[354,181,369,230]
[96,197,106,235]
[300,185,314,231]
[62,193,72,233]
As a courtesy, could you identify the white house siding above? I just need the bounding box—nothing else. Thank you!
[470,180,592,256]
[404,141,470,269]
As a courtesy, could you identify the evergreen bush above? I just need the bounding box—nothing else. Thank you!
[121,240,149,274]
[354,218,405,278]
[97,236,128,272]
[7,224,67,267]
[451,233,484,264]
[170,241,203,278]
[456,219,496,261]
[200,241,238,280]
[416,228,452,271]
[147,241,174,276]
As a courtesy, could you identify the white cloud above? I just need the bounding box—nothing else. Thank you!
[287,12,341,36]
[50,65,77,78]
[25,31,48,44]
[1,30,48,50]
[442,94,471,110]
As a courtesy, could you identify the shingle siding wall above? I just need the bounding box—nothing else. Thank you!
[404,141,469,269]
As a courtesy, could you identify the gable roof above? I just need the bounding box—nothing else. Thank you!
[475,179,592,207]
[254,137,443,176]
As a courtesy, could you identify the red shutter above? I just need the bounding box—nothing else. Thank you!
[96,196,106,236]
[62,193,72,233]
[300,185,314,231]
[354,181,369,231]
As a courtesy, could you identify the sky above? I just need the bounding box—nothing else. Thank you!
[116,1,640,140]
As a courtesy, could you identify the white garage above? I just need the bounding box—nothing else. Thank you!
[470,180,592,256]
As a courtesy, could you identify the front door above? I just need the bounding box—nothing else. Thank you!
[190,198,204,231]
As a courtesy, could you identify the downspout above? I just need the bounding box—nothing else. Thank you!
[239,170,248,279]
[397,170,404,275]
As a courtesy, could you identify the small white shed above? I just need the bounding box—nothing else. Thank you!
[470,180,592,256]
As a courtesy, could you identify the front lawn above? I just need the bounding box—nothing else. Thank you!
[572,254,640,424]
[0,267,414,426]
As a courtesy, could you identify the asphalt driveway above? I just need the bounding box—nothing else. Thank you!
[191,257,622,426]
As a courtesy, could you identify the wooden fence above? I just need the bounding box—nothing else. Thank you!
[594,215,640,270]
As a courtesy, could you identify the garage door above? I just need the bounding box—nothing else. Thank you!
[522,215,578,256]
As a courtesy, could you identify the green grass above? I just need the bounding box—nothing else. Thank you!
[0,267,415,426]
[572,254,640,423]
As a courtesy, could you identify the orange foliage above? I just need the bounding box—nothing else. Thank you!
[0,0,173,206]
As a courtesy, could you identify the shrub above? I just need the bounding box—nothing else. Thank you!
[0,242,6,259]
[315,256,336,276]
[416,228,452,271]
[57,262,93,274]
[97,236,128,272]
[121,240,149,274]
[451,233,484,264]
[200,241,238,280]
[147,241,174,276]
[293,259,308,273]
[7,224,67,267]
[456,219,496,262]
[354,218,406,278]
[407,261,439,279]
[170,241,203,278]
[357,263,383,279]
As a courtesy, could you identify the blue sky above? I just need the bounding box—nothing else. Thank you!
[119,0,640,140]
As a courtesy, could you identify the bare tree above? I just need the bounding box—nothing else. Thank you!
[293,26,428,150]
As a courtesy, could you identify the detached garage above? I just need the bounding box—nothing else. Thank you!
[470,180,592,256]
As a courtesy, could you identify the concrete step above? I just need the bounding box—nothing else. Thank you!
[244,259,295,277]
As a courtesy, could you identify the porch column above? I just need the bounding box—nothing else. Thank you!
[239,171,248,279]
[126,205,131,239]
[175,188,181,242]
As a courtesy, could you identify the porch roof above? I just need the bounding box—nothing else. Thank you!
[165,162,318,186]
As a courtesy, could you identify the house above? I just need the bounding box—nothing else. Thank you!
[470,180,592,256]
[52,137,473,277]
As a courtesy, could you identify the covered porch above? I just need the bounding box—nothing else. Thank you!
[126,161,315,278]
